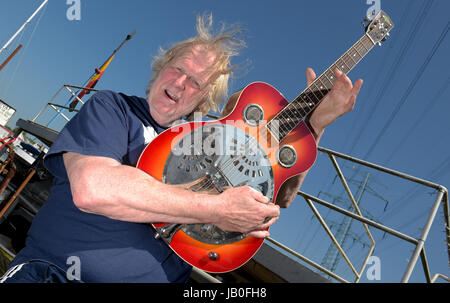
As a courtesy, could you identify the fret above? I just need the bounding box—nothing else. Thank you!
[307,86,323,105]
[312,81,326,98]
[302,92,315,108]
[284,103,303,124]
[322,70,335,87]
[287,106,304,125]
[287,115,303,127]
[342,53,353,72]
[355,40,366,56]
[296,90,316,109]
[328,70,336,83]
[294,101,309,114]
[352,44,363,61]
[336,58,350,74]
[293,100,312,116]
[267,30,379,142]
[285,103,304,121]
[359,38,370,53]
[291,97,311,118]
[278,117,290,134]
[289,102,307,118]
[347,47,358,64]
[283,114,302,126]
[280,115,295,132]
[316,76,330,91]
[278,118,292,139]
[362,35,374,50]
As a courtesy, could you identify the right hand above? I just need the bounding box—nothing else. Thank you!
[211,186,280,238]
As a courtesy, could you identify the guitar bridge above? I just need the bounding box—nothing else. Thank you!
[161,123,275,245]
[154,223,184,244]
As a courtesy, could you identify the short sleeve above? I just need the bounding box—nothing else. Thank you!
[43,91,129,179]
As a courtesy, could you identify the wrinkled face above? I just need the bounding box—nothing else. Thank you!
[147,45,217,127]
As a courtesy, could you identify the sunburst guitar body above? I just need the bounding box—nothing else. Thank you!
[137,82,316,273]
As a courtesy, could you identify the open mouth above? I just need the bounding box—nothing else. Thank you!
[165,90,179,103]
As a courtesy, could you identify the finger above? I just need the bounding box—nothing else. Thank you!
[264,203,280,218]
[248,186,270,204]
[260,216,279,229]
[246,230,270,239]
[306,67,317,86]
[333,68,352,91]
[352,78,363,96]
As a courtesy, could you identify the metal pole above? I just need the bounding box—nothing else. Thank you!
[0,0,48,56]
[32,85,65,122]
[266,236,349,283]
[299,191,419,244]
[318,146,443,190]
[0,44,22,71]
[401,188,446,282]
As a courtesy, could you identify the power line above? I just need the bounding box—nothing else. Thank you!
[383,77,450,165]
[362,21,449,161]
[346,0,435,156]
[340,4,410,154]
[379,155,450,223]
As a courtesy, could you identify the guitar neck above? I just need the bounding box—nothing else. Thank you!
[268,34,376,142]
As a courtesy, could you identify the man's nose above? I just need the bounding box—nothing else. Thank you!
[174,73,188,88]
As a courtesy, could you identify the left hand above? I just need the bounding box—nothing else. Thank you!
[306,67,363,134]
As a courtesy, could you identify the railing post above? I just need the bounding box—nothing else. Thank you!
[401,188,446,282]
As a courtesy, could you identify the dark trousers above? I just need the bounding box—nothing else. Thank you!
[0,260,82,283]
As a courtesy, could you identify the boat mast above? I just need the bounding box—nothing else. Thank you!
[0,0,48,56]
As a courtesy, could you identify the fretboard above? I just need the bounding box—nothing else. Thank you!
[267,34,375,142]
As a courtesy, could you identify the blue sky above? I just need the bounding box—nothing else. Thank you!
[0,0,449,282]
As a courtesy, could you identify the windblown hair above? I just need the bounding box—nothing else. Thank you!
[146,13,246,117]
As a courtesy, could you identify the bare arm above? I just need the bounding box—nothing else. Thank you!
[63,152,279,237]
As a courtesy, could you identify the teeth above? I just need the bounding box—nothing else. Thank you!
[166,90,178,102]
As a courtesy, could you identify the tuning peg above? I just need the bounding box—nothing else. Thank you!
[361,17,371,27]
[377,42,382,46]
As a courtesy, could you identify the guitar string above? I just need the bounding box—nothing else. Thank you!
[270,35,373,141]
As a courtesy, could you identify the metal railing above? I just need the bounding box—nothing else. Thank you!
[31,84,98,128]
[262,146,449,283]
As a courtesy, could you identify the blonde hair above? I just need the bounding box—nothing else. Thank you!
[146,13,246,117]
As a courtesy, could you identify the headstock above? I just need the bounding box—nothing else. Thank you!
[363,10,394,46]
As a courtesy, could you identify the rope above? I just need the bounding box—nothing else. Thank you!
[1,2,48,97]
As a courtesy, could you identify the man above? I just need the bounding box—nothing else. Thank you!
[1,14,362,282]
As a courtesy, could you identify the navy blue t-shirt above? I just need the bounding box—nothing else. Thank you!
[9,90,192,282]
